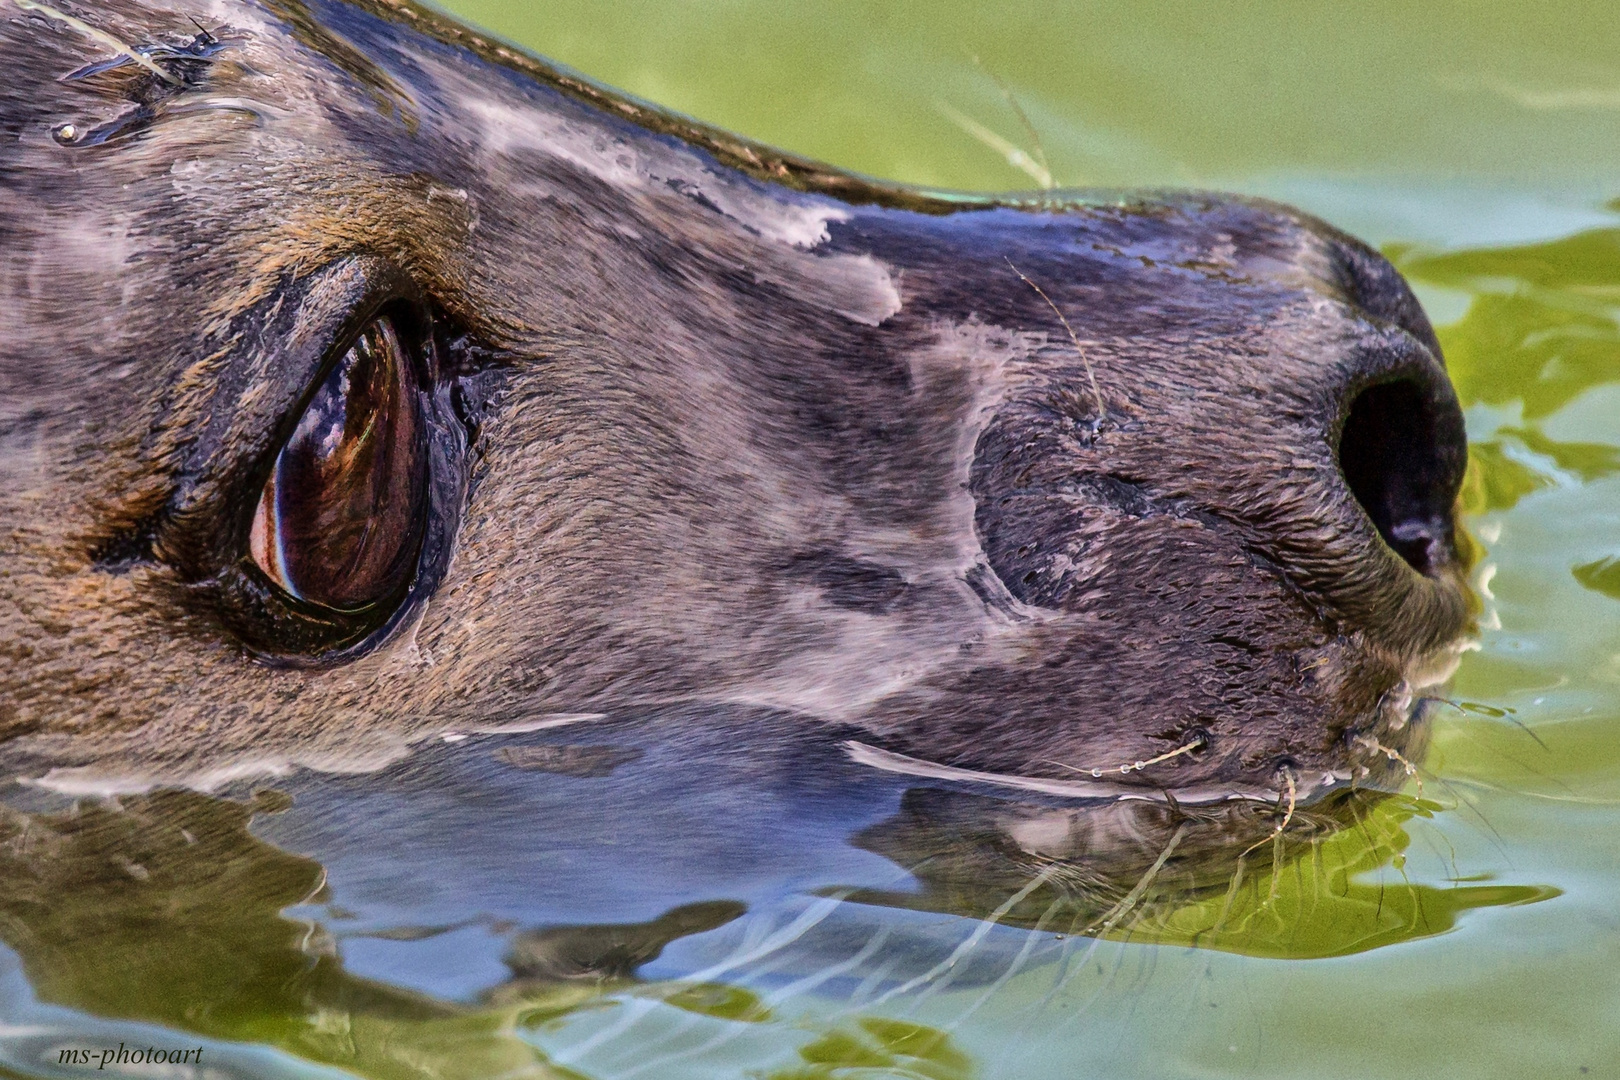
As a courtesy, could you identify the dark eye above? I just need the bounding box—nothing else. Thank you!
[248,314,428,611]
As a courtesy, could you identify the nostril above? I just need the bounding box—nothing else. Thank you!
[1337,379,1466,576]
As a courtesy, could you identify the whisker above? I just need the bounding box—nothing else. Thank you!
[1039,734,1206,779]
[1355,737,1424,801]
[1082,823,1190,938]
[1418,815,1463,882]
[1353,813,1389,921]
[1441,774,1620,805]
[849,954,903,1009]
[939,892,1071,1030]
[1406,762,1511,857]
[975,58,1055,187]
[1197,853,1248,944]
[1443,722,1573,793]
[1239,767,1297,864]
[1006,259,1108,423]
[613,926,897,1080]
[1425,695,1549,751]
[936,100,1053,188]
[1023,825,1191,1025]
[10,0,181,85]
[857,862,1061,1012]
[551,894,849,1068]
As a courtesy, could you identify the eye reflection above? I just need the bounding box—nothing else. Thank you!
[249,314,427,612]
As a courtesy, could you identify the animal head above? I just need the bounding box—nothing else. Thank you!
[1,0,1472,801]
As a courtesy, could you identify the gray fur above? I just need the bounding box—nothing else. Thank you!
[0,0,1471,798]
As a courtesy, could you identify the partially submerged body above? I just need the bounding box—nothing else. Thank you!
[1,0,1471,801]
[0,1,1483,1068]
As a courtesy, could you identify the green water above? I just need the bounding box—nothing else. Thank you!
[429,1,1620,1075]
[8,2,1620,1079]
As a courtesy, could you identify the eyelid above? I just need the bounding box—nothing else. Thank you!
[152,256,429,580]
[105,254,471,663]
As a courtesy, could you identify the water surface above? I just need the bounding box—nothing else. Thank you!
[6,2,1620,1078]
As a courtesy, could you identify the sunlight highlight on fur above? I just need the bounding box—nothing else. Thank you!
[10,0,180,85]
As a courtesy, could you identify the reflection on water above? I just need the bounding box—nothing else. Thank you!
[847,788,1554,961]
[0,790,588,1080]
[0,701,1555,1080]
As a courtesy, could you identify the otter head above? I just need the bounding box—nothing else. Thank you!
[0,0,1471,805]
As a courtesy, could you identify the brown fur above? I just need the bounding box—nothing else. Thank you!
[1,0,1471,798]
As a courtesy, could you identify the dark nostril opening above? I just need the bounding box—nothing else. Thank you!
[1337,380,1465,576]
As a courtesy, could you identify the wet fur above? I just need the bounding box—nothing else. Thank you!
[1,0,1470,795]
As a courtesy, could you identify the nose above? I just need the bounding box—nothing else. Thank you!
[970,238,1469,621]
[1329,238,1469,579]
[1337,375,1467,577]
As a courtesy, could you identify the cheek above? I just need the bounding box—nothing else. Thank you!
[405,559,568,706]
[6,570,190,733]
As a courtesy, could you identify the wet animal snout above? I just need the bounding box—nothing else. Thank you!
[970,230,1470,659]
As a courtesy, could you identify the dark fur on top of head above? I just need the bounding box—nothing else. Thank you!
[0,0,1471,799]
